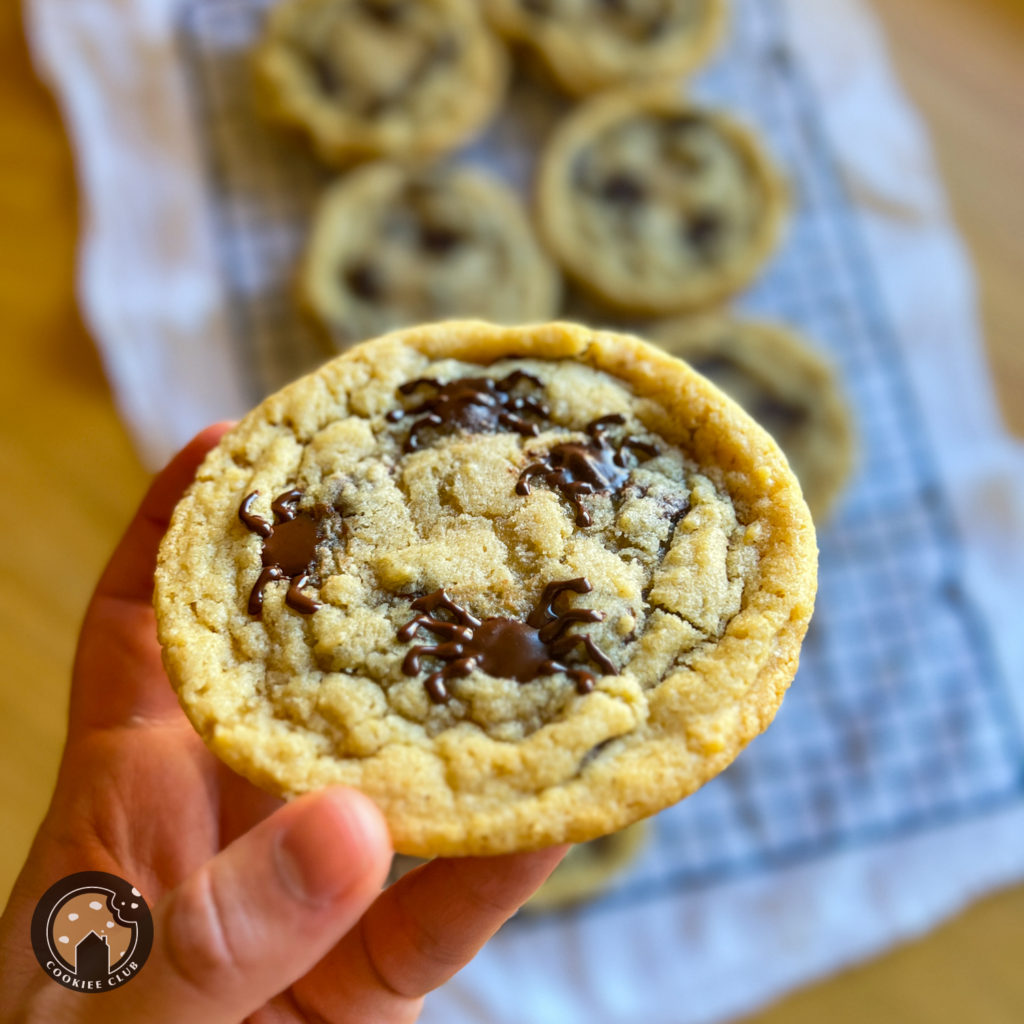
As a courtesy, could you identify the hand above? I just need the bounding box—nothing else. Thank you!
[0,424,566,1023]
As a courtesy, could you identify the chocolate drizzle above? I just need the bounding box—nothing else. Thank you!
[397,578,616,703]
[517,414,659,526]
[239,489,328,616]
[386,371,550,452]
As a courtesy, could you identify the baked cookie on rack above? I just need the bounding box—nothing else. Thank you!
[300,163,560,348]
[653,315,855,521]
[526,820,650,911]
[485,0,728,96]
[537,90,788,314]
[253,0,507,166]
[154,321,817,857]
[387,817,649,907]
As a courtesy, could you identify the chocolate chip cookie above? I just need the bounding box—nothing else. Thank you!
[155,321,817,856]
[653,315,856,521]
[252,0,508,166]
[537,90,788,314]
[485,0,728,96]
[300,163,561,349]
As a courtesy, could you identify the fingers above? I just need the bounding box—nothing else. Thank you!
[292,845,567,1022]
[94,787,391,1024]
[70,423,233,733]
[95,422,234,605]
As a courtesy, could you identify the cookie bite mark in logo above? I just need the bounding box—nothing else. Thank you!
[31,871,153,993]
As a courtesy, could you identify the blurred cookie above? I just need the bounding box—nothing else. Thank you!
[654,315,855,521]
[253,0,507,166]
[526,820,650,911]
[537,90,788,314]
[486,0,727,96]
[154,321,817,857]
[300,163,561,349]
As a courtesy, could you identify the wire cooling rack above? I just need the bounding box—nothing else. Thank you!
[177,0,1024,910]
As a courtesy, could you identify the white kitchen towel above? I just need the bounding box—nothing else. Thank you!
[27,1,1024,1021]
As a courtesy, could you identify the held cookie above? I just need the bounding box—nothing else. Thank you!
[537,91,788,314]
[485,0,728,96]
[653,315,856,522]
[154,321,817,857]
[300,163,561,349]
[252,0,507,166]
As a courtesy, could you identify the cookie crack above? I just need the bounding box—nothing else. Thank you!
[647,604,715,642]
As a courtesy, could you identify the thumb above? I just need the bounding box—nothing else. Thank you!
[110,787,391,1022]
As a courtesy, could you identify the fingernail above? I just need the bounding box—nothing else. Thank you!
[274,791,379,906]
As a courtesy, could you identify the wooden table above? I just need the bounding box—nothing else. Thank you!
[1,0,1021,1018]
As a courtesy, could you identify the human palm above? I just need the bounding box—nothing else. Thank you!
[0,425,565,1023]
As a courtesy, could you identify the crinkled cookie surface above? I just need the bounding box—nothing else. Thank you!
[155,321,816,855]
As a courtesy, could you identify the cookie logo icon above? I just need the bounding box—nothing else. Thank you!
[30,871,153,992]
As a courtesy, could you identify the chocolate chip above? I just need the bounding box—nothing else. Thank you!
[307,52,341,95]
[600,173,646,205]
[686,211,723,253]
[520,0,552,15]
[754,396,810,431]
[667,113,703,133]
[403,179,441,206]
[642,12,670,40]
[344,262,385,301]
[587,834,617,856]
[358,0,407,25]
[597,0,668,40]
[692,354,739,379]
[419,224,464,255]
[360,94,398,118]
[664,113,707,173]
[674,149,707,175]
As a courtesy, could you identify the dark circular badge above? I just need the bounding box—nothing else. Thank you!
[30,871,153,993]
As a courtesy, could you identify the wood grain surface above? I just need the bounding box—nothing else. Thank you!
[1,0,1021,1018]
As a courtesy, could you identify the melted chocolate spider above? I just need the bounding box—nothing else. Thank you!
[386,371,550,452]
[238,489,332,617]
[516,414,659,527]
[397,578,617,704]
